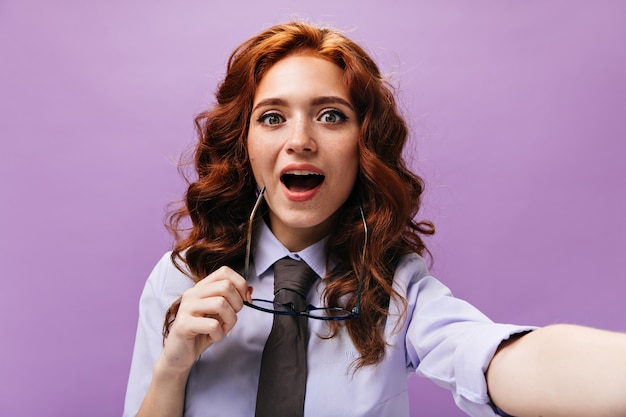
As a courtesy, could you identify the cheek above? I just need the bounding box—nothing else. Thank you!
[247,141,262,180]
[332,144,360,195]
[248,158,263,185]
[247,140,272,183]
[343,142,360,176]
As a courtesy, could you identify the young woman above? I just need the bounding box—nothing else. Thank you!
[124,22,626,417]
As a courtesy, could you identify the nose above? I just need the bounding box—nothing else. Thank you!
[285,117,316,153]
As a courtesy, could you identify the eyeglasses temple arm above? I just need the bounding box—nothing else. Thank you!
[353,204,367,315]
[244,185,266,280]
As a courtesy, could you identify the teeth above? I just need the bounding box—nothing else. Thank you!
[284,170,322,176]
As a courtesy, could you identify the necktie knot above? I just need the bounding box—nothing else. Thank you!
[273,257,318,300]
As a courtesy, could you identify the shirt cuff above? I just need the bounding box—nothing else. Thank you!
[455,324,536,413]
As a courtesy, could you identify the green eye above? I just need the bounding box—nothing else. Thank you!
[259,113,284,125]
[323,113,338,123]
[319,109,346,124]
[268,115,281,125]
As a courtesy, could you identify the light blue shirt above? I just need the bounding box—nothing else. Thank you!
[124,222,534,416]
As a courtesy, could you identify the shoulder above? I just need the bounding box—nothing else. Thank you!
[392,252,435,292]
[391,252,455,309]
[394,252,430,281]
[142,251,195,306]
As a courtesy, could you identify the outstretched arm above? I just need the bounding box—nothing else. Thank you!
[487,324,626,417]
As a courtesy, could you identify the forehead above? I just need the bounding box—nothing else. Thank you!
[253,55,349,104]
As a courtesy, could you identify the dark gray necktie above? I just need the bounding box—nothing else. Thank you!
[255,257,318,417]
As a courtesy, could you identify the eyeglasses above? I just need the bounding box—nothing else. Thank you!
[243,186,366,321]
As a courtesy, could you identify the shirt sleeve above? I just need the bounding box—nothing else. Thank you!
[398,254,536,417]
[122,252,193,417]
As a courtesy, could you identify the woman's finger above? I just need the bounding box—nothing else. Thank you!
[178,296,239,334]
[194,266,250,301]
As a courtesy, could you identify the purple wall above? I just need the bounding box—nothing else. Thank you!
[1,1,625,416]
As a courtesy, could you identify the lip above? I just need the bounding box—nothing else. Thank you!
[280,163,325,202]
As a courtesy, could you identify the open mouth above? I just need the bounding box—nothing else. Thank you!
[281,171,325,192]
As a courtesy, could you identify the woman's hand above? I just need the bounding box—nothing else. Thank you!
[136,267,251,417]
[158,266,252,373]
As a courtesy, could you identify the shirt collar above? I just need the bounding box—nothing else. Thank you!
[252,221,330,279]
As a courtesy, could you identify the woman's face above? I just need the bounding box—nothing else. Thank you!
[247,54,360,251]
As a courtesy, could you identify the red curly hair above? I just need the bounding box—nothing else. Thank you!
[165,21,434,368]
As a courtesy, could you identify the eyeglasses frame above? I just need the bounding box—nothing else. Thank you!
[243,185,367,320]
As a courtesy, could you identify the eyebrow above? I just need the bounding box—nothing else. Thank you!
[252,96,355,113]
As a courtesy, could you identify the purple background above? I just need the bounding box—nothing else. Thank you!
[1,1,625,416]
